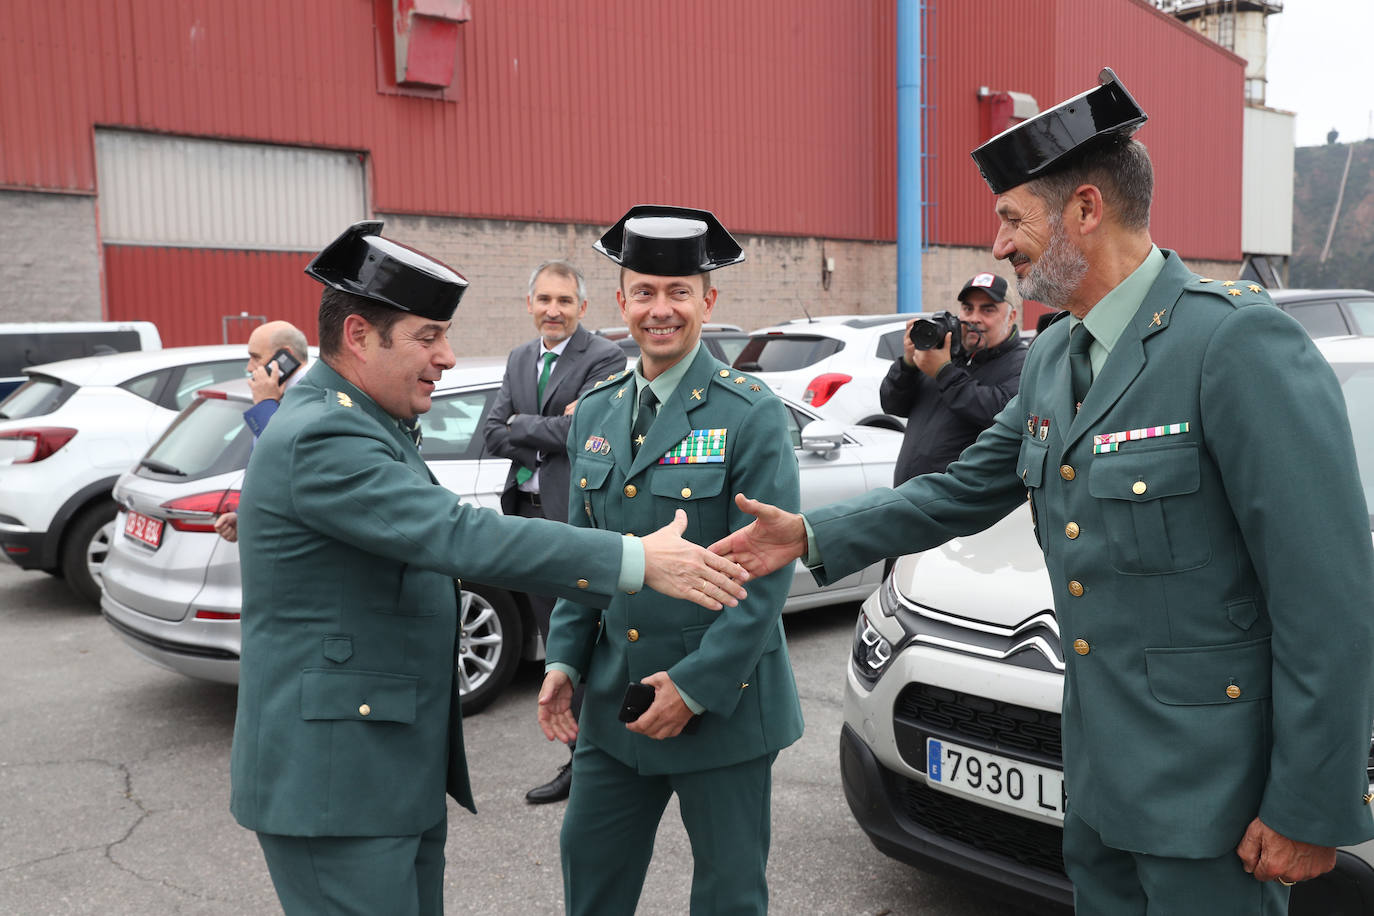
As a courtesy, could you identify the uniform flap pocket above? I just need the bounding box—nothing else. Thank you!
[649,467,727,501]
[300,668,418,723]
[576,459,614,491]
[1017,437,1048,488]
[1089,444,1200,502]
[1145,638,1271,706]
[322,635,353,663]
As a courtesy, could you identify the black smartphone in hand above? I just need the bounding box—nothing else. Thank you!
[618,682,655,722]
[269,347,302,382]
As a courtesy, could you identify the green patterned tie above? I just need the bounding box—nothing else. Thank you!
[515,351,558,485]
[631,385,658,456]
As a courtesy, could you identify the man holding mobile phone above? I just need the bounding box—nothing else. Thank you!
[214,320,310,542]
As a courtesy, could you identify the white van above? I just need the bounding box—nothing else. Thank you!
[0,322,162,398]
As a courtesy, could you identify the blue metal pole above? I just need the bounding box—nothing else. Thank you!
[896,0,923,314]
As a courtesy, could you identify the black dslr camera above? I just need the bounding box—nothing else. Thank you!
[909,311,966,359]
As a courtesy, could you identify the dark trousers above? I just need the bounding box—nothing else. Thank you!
[561,742,775,916]
[1063,810,1289,915]
[256,815,447,916]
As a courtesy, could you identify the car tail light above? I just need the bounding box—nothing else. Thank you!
[160,489,241,532]
[196,389,229,400]
[194,610,241,620]
[803,373,852,407]
[0,427,78,463]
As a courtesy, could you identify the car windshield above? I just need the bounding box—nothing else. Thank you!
[140,396,254,481]
[1348,298,1374,335]
[1336,362,1374,529]
[733,335,844,372]
[0,375,73,419]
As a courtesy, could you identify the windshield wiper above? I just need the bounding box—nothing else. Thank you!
[139,457,186,476]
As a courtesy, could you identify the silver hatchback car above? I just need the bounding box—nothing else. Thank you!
[102,358,901,713]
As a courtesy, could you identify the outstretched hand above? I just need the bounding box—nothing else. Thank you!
[1236,817,1337,885]
[641,509,749,610]
[707,493,808,579]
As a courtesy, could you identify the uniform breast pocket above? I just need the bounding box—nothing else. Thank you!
[1017,437,1048,547]
[574,458,614,529]
[649,467,727,539]
[1089,444,1210,575]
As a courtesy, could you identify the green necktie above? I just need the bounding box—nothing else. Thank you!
[631,385,658,456]
[1069,326,1094,413]
[515,351,558,485]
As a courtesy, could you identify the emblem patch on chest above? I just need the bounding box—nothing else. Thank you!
[659,428,727,464]
[1093,422,1190,454]
[583,435,612,455]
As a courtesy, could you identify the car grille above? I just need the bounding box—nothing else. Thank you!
[899,776,1066,875]
[894,682,1062,766]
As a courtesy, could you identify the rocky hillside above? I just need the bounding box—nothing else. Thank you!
[1291,139,1374,290]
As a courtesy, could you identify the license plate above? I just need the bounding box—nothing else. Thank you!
[123,510,164,549]
[926,737,1065,821]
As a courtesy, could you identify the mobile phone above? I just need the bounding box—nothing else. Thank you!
[268,347,302,382]
[618,682,655,722]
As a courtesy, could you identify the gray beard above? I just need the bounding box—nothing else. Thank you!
[1018,220,1087,311]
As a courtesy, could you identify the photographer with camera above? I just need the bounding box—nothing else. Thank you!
[879,272,1027,485]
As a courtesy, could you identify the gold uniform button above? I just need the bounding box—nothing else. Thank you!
[1065,522,1080,539]
[1060,464,1076,481]
[1132,480,1148,495]
[576,578,589,589]
[1072,639,1090,656]
[627,628,640,642]
[358,703,371,716]
[624,484,637,498]
[1226,684,1242,699]
[719,369,731,377]
[1068,580,1084,597]
[681,487,692,499]
[579,477,588,489]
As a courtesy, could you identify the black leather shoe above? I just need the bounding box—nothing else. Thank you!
[525,762,572,804]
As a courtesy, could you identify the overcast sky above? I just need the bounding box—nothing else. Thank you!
[1265,0,1374,147]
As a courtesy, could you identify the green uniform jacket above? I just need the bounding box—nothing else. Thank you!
[546,348,805,775]
[809,252,1374,857]
[230,361,625,837]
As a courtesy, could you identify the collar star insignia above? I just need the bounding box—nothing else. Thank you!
[750,383,761,391]
[690,387,703,400]
[1149,310,1166,327]
[1222,280,1237,287]
[1227,288,1243,296]
[1248,284,1263,293]
[733,376,745,384]
[616,387,626,399]
[635,434,646,446]
[336,392,353,407]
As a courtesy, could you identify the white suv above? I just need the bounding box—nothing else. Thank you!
[840,336,1374,914]
[732,315,914,430]
[0,346,251,605]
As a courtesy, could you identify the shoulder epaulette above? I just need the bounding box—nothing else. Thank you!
[1188,277,1274,306]
[710,365,771,399]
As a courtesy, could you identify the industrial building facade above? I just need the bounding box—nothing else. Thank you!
[2,0,1246,354]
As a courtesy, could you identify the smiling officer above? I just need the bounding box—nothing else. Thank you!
[537,205,803,916]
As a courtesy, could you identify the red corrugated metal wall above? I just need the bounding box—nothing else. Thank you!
[930,0,1244,261]
[104,246,321,344]
[1,0,897,241]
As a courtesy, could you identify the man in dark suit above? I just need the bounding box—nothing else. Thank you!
[482,259,624,803]
[230,221,751,916]
[712,70,1374,914]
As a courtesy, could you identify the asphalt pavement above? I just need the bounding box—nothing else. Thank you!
[0,560,1039,915]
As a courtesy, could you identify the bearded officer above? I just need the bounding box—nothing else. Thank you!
[230,221,751,915]
[711,70,1374,914]
[537,206,804,916]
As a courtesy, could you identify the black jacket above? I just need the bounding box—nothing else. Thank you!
[879,332,1027,485]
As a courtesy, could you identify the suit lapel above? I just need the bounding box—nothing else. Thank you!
[1063,253,1190,452]
[602,375,635,477]
[540,326,587,412]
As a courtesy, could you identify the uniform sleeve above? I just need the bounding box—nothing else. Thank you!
[1200,305,1374,846]
[807,395,1028,584]
[289,407,624,607]
[665,395,801,715]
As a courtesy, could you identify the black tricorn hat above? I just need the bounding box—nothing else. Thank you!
[594,205,745,275]
[305,220,469,322]
[971,68,1148,195]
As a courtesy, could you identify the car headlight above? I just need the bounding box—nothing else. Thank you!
[852,611,894,684]
[878,567,902,617]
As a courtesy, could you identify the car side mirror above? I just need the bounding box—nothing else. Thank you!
[800,420,845,460]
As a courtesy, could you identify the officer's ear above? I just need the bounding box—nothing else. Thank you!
[342,313,378,363]
[1066,184,1105,238]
